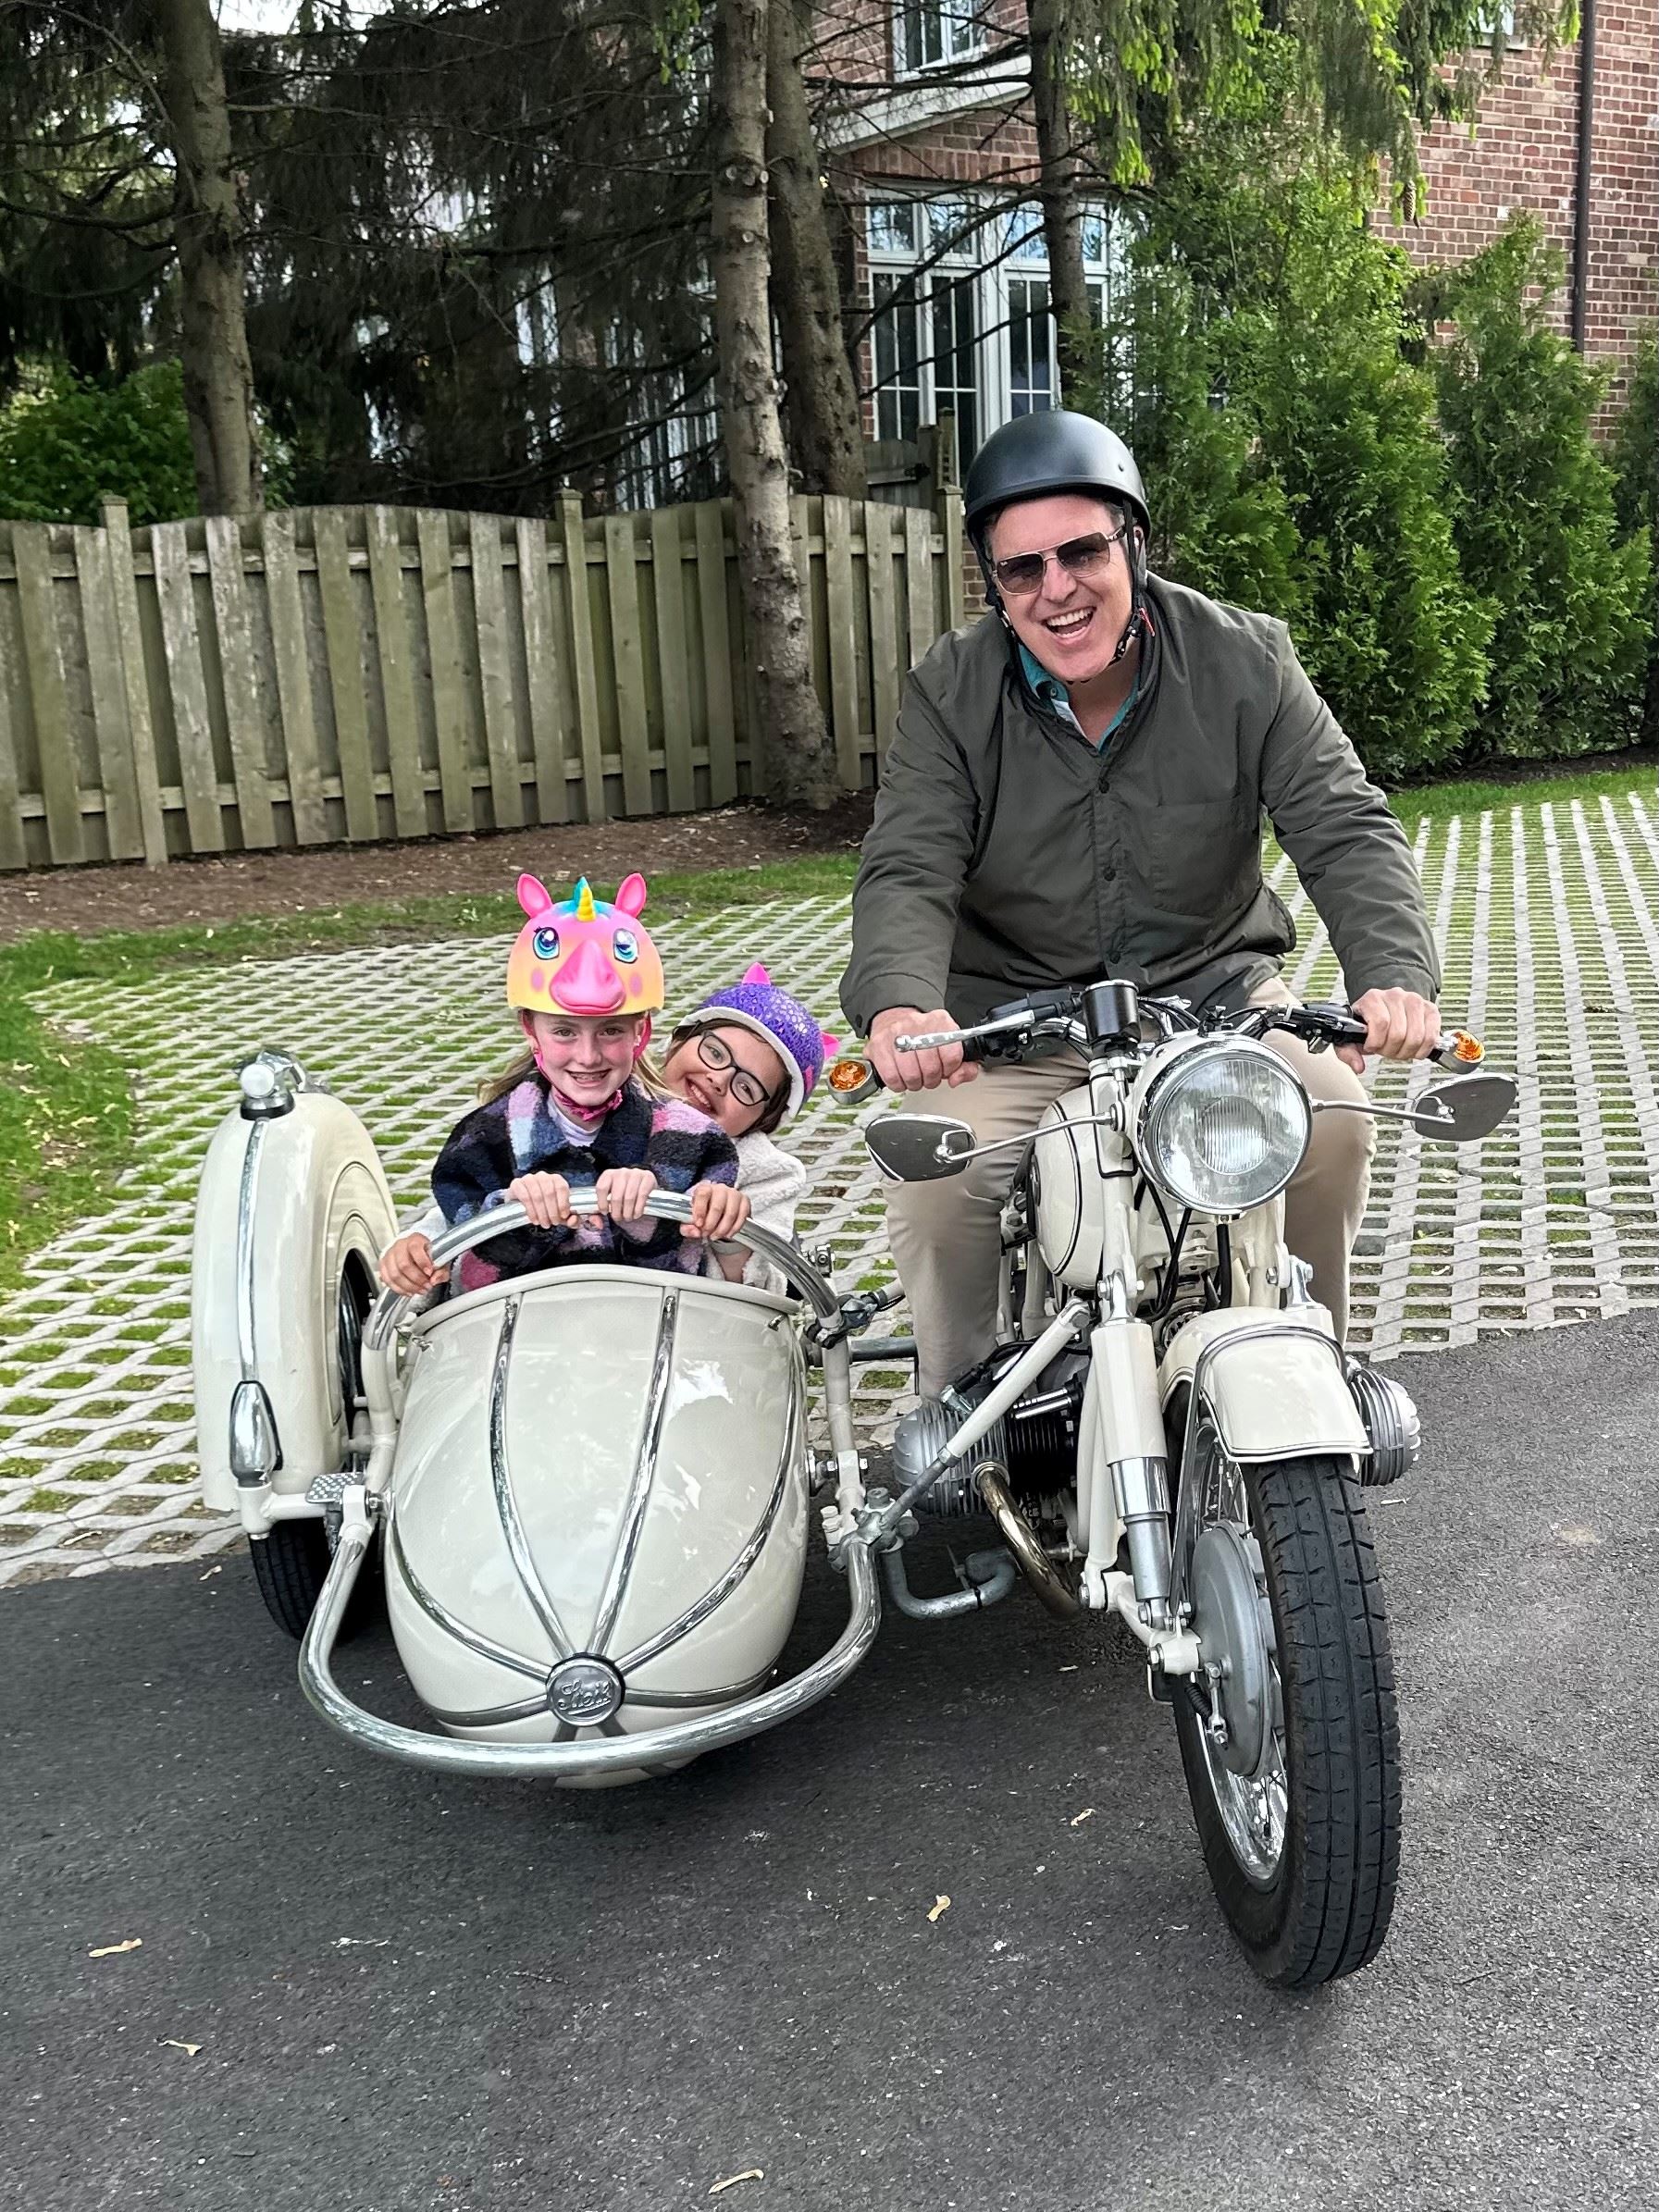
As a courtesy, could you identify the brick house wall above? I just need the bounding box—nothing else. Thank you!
[821,2,1658,399]
[1374,9,1659,365]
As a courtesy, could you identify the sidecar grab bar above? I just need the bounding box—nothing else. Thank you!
[298,1507,883,1780]
[365,1191,840,1351]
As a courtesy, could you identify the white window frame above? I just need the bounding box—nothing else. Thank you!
[892,0,986,79]
[865,195,1126,466]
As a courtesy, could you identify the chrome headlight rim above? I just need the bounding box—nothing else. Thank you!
[1132,1036,1312,1216]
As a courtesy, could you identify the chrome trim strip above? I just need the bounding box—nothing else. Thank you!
[429,1694,551,1728]
[489,1297,573,1662]
[387,1514,545,1685]
[624,1662,776,1709]
[589,1291,678,1657]
[611,1385,800,1676]
[299,1529,882,1780]
[235,1119,266,1379]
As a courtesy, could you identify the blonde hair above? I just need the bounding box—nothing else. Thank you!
[479,1020,669,1107]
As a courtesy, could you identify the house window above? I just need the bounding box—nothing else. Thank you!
[865,197,1125,466]
[893,0,985,76]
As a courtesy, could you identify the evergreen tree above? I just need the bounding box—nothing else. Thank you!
[1429,220,1650,760]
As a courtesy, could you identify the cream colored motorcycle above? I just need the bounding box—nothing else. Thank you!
[858,979,1514,1987]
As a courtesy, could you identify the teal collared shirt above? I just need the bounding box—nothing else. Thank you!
[1019,642,1139,751]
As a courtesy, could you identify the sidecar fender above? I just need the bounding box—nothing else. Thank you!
[1158,1307,1368,1464]
[192,1090,397,1512]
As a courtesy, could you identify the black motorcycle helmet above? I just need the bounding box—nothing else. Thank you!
[963,410,1151,667]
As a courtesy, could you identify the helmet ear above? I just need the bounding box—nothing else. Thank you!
[742,962,770,985]
[614,872,649,918]
[517,873,553,919]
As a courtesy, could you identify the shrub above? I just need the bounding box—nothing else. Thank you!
[0,362,198,525]
[1610,333,1659,748]
[1104,161,1493,780]
[1090,262,1308,627]
[1232,193,1494,780]
[1429,220,1650,760]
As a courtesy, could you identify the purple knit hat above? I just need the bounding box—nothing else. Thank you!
[678,964,839,1122]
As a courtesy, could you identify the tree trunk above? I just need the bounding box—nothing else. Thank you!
[765,0,866,498]
[1028,0,1092,404]
[154,0,261,515]
[711,0,837,810]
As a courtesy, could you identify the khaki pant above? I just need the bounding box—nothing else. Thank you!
[885,980,1376,1395]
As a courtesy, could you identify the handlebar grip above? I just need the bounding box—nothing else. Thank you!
[1298,999,1370,1047]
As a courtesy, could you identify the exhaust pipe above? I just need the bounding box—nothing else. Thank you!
[975,1462,1080,1617]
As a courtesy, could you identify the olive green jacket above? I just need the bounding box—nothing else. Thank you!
[839,578,1438,1035]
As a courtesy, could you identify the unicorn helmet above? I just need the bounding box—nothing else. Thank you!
[506,873,666,1025]
[678,965,838,1123]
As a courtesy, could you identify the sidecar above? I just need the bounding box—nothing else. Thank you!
[192,1051,881,1785]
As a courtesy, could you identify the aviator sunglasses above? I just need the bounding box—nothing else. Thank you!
[989,517,1131,598]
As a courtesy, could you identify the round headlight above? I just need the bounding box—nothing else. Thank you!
[1134,1040,1311,1215]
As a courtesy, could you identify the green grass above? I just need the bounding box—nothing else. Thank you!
[1389,758,1659,827]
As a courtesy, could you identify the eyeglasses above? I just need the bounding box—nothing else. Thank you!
[989,521,1130,598]
[692,1030,777,1112]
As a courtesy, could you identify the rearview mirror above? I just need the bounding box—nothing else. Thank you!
[1409,1071,1517,1144]
[864,1114,977,1183]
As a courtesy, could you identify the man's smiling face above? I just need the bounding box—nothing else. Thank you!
[985,490,1134,690]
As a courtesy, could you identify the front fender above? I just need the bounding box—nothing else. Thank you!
[1158,1307,1368,1464]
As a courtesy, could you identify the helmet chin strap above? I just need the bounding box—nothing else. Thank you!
[1110,525,1147,666]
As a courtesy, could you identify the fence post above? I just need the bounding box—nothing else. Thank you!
[934,410,966,633]
[559,492,607,824]
[99,500,169,867]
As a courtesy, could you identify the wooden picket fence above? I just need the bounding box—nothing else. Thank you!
[0,488,965,870]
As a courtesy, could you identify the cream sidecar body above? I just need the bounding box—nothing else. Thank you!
[384,1265,811,1773]
[193,1052,882,1785]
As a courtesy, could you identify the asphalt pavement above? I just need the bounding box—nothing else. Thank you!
[6,1314,1658,2212]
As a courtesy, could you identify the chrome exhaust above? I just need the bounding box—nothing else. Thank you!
[974,1461,1080,1618]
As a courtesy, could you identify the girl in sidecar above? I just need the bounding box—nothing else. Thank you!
[381,870,739,1299]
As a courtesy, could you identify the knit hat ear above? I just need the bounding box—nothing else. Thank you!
[742,962,770,984]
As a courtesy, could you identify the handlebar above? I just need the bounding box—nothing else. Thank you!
[892,991,1484,1073]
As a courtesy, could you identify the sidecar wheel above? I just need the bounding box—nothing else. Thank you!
[1173,1438,1400,1989]
[247,1254,382,1642]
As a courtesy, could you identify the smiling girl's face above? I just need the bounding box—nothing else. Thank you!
[522,1009,644,1109]
[663,1023,787,1137]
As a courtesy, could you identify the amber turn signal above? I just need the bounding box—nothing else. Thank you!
[827,1055,873,1092]
[1445,1032,1485,1065]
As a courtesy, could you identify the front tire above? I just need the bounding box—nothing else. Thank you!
[1173,1432,1401,1988]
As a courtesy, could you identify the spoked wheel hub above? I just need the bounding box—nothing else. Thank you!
[1187,1492,1287,1888]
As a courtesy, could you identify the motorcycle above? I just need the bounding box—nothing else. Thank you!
[189,983,1512,1988]
[853,980,1513,1986]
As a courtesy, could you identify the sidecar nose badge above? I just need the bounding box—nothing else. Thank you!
[545,1654,625,1728]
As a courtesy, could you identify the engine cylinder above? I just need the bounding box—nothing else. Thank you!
[891,1345,1086,1515]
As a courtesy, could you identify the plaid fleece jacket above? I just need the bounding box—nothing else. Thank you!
[432,1074,737,1293]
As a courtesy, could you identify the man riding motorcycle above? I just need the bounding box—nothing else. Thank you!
[839,409,1442,1397]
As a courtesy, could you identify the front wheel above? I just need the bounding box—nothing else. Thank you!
[1172,1428,1400,1988]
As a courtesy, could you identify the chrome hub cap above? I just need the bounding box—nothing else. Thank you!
[545,1655,625,1728]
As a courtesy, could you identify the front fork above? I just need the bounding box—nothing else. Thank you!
[1074,1060,1187,1658]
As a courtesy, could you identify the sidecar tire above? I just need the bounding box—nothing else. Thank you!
[1174,1453,1401,1990]
[248,1520,382,1642]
